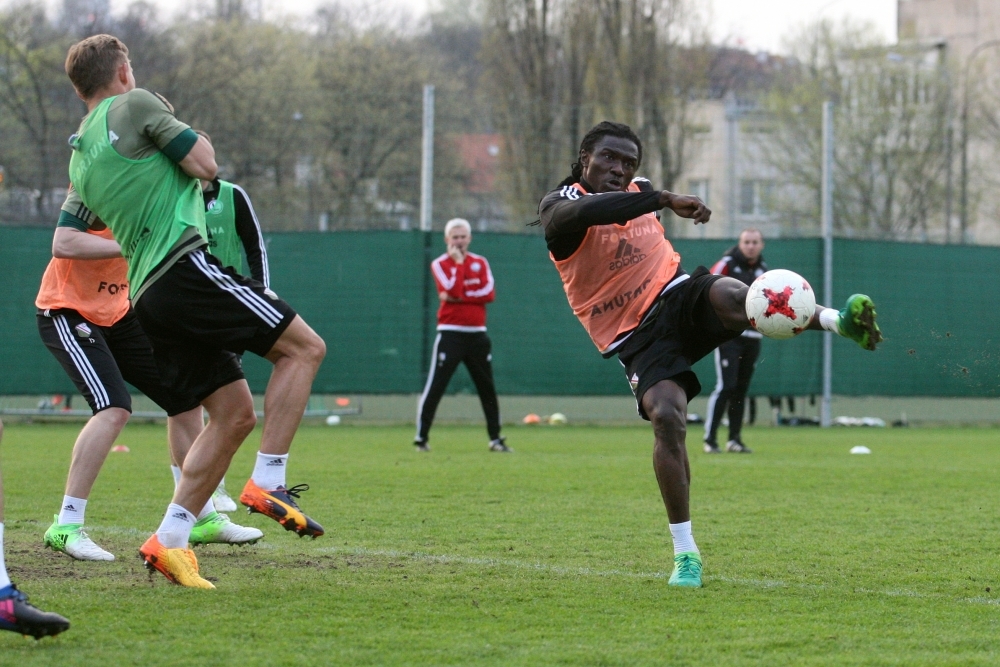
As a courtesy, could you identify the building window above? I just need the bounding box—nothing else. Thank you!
[739,179,774,216]
[688,179,709,205]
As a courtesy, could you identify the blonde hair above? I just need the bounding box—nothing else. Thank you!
[444,218,471,236]
[65,34,129,99]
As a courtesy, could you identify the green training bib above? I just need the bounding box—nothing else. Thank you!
[205,180,245,275]
[68,96,208,298]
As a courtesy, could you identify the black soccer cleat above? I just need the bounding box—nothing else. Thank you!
[0,584,70,639]
[489,437,513,453]
[726,439,753,454]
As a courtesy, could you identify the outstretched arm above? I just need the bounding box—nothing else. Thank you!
[540,189,662,240]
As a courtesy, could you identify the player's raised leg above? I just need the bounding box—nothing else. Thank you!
[641,382,704,588]
[707,276,882,350]
[240,316,327,537]
[0,420,71,639]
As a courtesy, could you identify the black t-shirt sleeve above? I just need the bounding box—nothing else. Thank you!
[232,185,269,286]
[539,182,662,260]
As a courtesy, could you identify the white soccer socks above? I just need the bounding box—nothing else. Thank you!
[58,496,88,525]
[155,503,196,549]
[251,452,287,491]
[818,307,840,334]
[669,520,699,555]
[171,466,223,519]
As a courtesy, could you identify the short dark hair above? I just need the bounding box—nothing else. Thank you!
[561,121,643,187]
[65,35,129,99]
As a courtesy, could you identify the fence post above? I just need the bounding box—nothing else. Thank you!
[821,100,834,428]
[419,84,435,382]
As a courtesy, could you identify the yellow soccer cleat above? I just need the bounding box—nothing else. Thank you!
[139,534,215,589]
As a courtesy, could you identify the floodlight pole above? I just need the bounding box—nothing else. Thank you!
[820,101,834,428]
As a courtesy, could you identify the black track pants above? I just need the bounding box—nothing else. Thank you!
[704,336,761,443]
[416,331,501,442]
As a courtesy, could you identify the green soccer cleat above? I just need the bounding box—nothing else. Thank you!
[836,294,882,351]
[668,551,703,588]
[43,515,114,561]
[189,511,263,546]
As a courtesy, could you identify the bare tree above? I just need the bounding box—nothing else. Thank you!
[482,0,709,225]
[0,4,78,222]
[763,20,952,240]
[313,19,427,228]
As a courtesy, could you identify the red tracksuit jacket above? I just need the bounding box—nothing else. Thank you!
[430,251,495,331]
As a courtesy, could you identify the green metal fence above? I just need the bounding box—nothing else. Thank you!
[2,227,995,398]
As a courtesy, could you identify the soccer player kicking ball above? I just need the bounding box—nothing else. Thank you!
[0,420,71,639]
[62,35,326,588]
[539,121,881,588]
[37,217,261,561]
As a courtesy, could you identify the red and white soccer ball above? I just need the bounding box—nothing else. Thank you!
[745,269,817,340]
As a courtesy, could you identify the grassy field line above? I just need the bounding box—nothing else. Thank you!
[320,546,1000,607]
[82,525,994,608]
[317,544,674,580]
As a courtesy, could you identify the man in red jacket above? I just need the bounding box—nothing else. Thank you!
[415,219,509,453]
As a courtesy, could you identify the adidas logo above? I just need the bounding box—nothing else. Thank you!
[171,511,190,521]
[609,239,646,270]
[266,458,285,466]
[62,504,76,511]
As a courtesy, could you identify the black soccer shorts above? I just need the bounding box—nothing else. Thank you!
[132,249,296,402]
[37,308,199,416]
[617,266,743,420]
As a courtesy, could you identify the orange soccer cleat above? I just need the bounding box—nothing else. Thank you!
[139,534,215,589]
[240,480,324,538]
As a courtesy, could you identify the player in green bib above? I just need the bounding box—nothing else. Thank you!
[63,34,327,589]
[202,177,270,286]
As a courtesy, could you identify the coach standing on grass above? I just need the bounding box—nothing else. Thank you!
[703,229,767,454]
[62,34,326,589]
[414,219,510,453]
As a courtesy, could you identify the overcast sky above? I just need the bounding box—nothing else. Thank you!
[53,0,899,55]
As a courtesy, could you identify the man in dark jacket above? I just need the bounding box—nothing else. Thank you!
[704,229,766,453]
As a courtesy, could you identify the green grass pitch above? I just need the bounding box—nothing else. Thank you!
[2,422,1000,665]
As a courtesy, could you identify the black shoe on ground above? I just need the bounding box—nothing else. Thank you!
[489,437,512,453]
[0,584,70,639]
[413,439,430,452]
[726,439,753,453]
[703,440,722,454]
